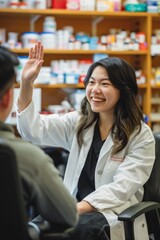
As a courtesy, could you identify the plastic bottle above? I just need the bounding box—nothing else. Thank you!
[35,0,47,9]
[43,16,57,33]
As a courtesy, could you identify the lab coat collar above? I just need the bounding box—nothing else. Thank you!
[83,120,114,162]
[99,133,114,161]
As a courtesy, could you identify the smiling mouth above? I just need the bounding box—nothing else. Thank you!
[91,97,106,102]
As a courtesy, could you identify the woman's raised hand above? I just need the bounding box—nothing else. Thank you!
[22,41,44,84]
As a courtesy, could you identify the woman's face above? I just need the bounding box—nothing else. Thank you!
[86,66,120,115]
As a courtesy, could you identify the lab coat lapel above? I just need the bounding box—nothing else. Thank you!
[98,133,114,162]
[83,122,96,155]
[64,123,96,195]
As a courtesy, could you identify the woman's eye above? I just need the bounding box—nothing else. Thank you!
[89,80,94,84]
[102,82,109,86]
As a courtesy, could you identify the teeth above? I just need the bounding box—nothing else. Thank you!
[93,99,101,102]
[92,98,104,102]
[92,99,104,102]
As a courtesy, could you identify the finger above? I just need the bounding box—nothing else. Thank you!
[29,47,33,59]
[36,41,43,60]
[29,42,43,60]
[39,44,44,60]
[30,47,36,59]
[34,43,38,59]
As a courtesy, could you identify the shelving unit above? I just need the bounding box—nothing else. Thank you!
[150,14,160,130]
[0,8,160,128]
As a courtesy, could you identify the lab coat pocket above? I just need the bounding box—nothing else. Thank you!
[109,154,125,172]
[111,156,125,163]
[100,155,124,185]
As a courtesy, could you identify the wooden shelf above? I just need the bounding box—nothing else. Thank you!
[0,8,149,17]
[1,8,160,128]
[151,120,160,123]
[151,85,160,89]
[15,83,85,89]
[15,83,146,89]
[11,49,148,55]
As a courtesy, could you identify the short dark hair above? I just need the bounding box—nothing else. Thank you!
[0,46,19,98]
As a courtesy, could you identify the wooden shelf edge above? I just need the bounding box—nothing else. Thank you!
[11,49,148,55]
[151,85,160,89]
[14,83,85,89]
[14,83,147,89]
[138,84,148,88]
[0,8,149,17]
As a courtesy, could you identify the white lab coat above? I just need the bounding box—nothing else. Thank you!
[16,101,155,240]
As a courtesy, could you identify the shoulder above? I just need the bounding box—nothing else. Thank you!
[9,137,53,167]
[130,121,155,146]
[140,121,154,140]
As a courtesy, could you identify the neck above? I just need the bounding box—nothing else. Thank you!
[98,113,114,141]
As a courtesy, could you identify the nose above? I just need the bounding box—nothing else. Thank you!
[91,83,101,93]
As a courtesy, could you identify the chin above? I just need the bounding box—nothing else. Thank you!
[91,107,100,113]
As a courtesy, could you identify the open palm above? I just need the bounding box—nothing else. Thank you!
[22,41,44,83]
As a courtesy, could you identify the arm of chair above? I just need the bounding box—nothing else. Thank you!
[118,201,160,222]
[118,201,160,240]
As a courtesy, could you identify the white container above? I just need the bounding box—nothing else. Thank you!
[80,0,95,10]
[66,0,80,10]
[8,32,18,44]
[23,0,35,8]
[35,67,51,84]
[43,16,56,33]
[21,32,39,48]
[40,32,56,49]
[0,0,10,8]
[16,56,28,82]
[35,0,47,9]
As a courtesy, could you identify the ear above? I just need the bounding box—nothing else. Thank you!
[0,89,12,108]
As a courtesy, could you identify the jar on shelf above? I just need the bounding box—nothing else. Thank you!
[40,32,56,49]
[21,32,39,48]
[34,0,47,9]
[43,16,57,33]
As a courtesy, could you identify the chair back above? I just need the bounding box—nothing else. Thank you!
[143,132,160,202]
[0,139,30,240]
[143,132,160,239]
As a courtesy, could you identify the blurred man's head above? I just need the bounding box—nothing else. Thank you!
[0,46,19,121]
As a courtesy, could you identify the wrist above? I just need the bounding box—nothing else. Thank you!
[20,79,33,89]
[77,200,95,214]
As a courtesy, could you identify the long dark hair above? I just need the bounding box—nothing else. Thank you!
[76,57,144,154]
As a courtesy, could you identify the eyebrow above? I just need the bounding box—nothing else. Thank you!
[90,76,110,81]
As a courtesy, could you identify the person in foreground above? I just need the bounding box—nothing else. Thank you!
[16,41,155,240]
[0,46,78,230]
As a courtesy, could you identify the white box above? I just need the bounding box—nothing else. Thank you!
[6,88,42,125]
[80,0,96,10]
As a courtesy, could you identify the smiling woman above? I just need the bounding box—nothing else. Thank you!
[77,57,142,154]
[16,42,155,240]
[86,65,120,115]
